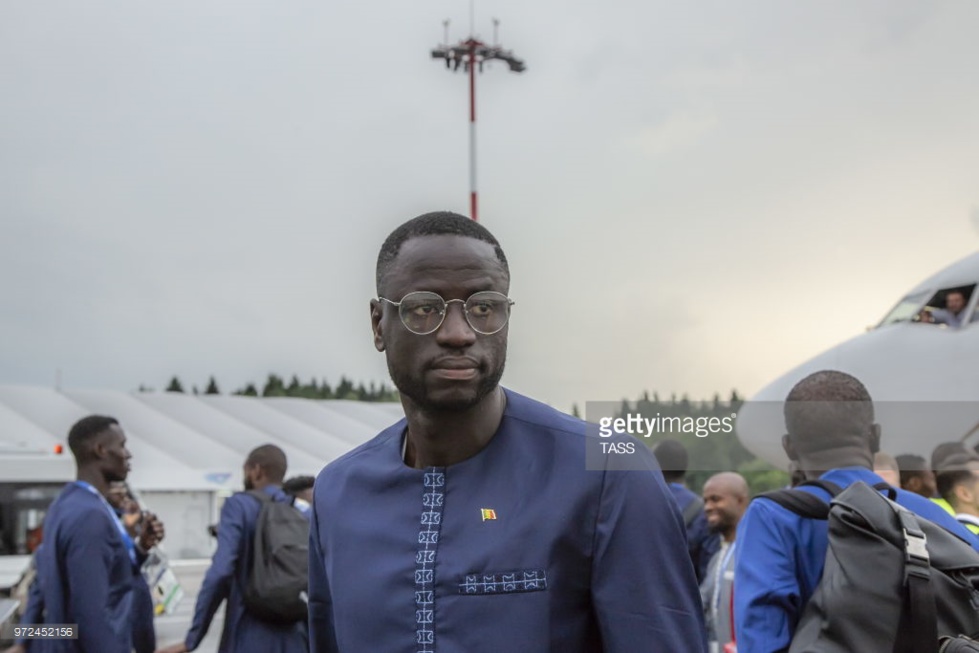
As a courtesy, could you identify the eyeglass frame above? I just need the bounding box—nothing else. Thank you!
[377,290,515,335]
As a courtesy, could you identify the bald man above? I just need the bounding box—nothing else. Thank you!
[873,452,900,487]
[700,472,749,653]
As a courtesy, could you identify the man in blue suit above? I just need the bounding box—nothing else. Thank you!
[32,415,163,653]
[3,548,45,653]
[156,445,308,653]
[106,482,158,653]
[653,439,720,583]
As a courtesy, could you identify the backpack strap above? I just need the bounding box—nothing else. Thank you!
[682,496,704,526]
[756,489,830,519]
[755,479,895,520]
[799,479,844,497]
[755,480,842,520]
[871,481,898,501]
[246,489,272,504]
[895,508,938,653]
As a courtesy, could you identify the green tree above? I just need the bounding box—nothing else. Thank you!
[166,376,184,393]
[205,376,220,395]
[263,374,286,397]
[378,382,398,401]
[234,383,259,397]
[335,376,355,400]
[736,458,790,495]
[730,390,743,411]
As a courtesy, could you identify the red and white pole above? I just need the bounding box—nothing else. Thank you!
[468,40,478,221]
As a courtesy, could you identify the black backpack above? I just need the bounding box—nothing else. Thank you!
[243,490,310,624]
[757,480,979,653]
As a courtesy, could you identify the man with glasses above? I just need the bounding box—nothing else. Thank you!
[307,211,707,653]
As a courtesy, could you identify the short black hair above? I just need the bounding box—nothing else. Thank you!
[936,453,979,505]
[895,453,930,488]
[245,444,287,483]
[783,370,874,454]
[375,211,509,295]
[653,439,688,483]
[67,415,119,462]
[282,475,315,496]
[931,442,969,472]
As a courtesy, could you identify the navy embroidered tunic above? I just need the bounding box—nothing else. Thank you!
[308,389,707,653]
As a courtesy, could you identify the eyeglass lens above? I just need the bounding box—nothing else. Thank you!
[398,291,511,334]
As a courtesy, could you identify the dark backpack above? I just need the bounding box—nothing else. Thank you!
[757,480,979,653]
[243,490,310,624]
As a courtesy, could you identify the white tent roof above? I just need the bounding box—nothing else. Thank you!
[0,385,403,491]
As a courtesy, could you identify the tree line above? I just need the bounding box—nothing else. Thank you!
[138,374,400,402]
[137,377,784,492]
[605,390,789,495]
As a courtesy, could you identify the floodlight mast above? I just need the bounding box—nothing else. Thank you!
[430,18,525,221]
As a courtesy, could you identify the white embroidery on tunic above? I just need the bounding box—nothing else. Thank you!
[415,469,445,652]
[459,569,548,595]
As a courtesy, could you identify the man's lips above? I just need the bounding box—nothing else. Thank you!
[430,358,480,379]
[431,358,480,370]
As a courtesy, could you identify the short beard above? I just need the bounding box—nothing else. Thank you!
[707,519,731,536]
[105,468,128,484]
[389,359,506,412]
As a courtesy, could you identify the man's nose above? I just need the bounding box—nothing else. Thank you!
[436,301,476,346]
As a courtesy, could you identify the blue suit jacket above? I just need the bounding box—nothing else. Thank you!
[131,561,156,653]
[184,485,308,653]
[33,483,137,653]
[669,483,720,583]
[15,550,45,649]
[19,523,155,653]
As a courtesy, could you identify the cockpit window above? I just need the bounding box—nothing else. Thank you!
[913,284,976,328]
[878,291,929,327]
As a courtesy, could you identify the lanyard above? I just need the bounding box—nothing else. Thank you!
[75,481,138,566]
[711,541,736,621]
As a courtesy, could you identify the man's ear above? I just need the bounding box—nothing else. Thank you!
[868,423,881,455]
[370,299,385,352]
[91,436,108,462]
[782,433,799,462]
[955,483,972,509]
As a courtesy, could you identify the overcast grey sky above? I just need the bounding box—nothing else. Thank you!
[2,1,977,412]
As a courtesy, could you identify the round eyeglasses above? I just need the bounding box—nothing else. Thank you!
[378,291,514,335]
